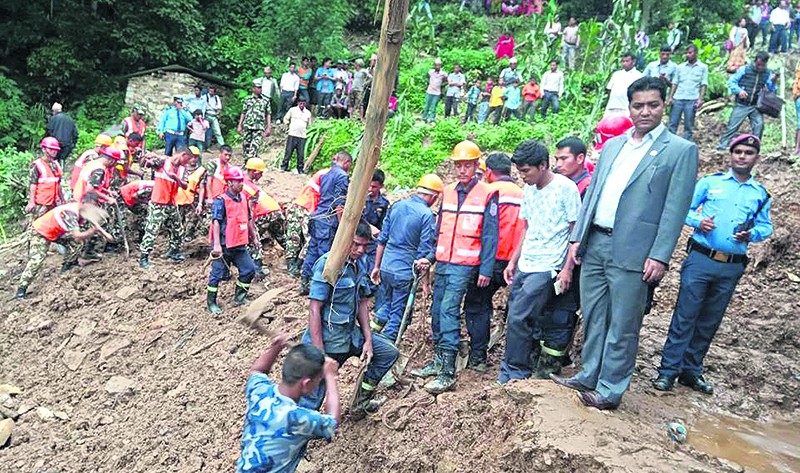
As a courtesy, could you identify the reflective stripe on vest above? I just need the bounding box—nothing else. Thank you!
[151,160,181,205]
[294,168,329,212]
[32,159,62,206]
[175,167,206,206]
[435,181,493,266]
[70,149,100,190]
[209,159,227,199]
[73,159,109,202]
[488,180,524,261]
[210,192,250,248]
[33,202,80,241]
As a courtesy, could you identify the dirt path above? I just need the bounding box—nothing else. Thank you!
[0,123,798,472]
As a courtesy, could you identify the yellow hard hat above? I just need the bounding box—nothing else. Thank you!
[95,133,113,147]
[417,173,444,193]
[450,140,481,161]
[112,136,128,151]
[188,145,202,156]
[245,157,267,172]
[478,158,487,172]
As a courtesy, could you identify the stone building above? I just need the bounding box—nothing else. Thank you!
[124,65,239,125]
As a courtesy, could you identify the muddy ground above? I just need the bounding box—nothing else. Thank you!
[0,116,798,473]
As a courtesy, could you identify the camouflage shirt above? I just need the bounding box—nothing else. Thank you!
[241,94,270,130]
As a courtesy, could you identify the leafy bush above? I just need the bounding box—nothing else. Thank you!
[0,74,45,151]
[0,147,36,238]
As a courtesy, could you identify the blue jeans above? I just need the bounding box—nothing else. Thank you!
[464,102,478,122]
[301,219,336,278]
[760,19,770,44]
[431,266,476,353]
[164,132,186,156]
[669,99,697,141]
[658,250,745,379]
[769,24,787,53]
[299,331,399,410]
[498,270,554,383]
[208,245,256,287]
[540,91,560,118]
[422,93,441,122]
[791,20,800,48]
[375,271,414,343]
[477,102,490,124]
[463,260,507,357]
[718,104,765,148]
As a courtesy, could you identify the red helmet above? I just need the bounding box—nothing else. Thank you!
[594,115,634,150]
[223,166,245,181]
[40,137,61,151]
[100,147,123,162]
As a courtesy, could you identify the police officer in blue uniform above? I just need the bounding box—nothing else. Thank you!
[654,134,773,394]
[300,151,352,295]
[362,169,390,278]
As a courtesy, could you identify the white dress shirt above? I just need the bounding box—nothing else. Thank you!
[605,68,643,113]
[593,124,666,228]
[540,70,564,94]
[280,72,300,92]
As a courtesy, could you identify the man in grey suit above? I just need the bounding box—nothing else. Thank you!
[551,76,698,409]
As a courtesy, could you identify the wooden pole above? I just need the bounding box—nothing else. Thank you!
[780,63,786,149]
[322,0,410,284]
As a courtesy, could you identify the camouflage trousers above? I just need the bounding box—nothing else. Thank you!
[242,128,264,161]
[179,204,207,242]
[284,204,310,261]
[105,201,127,245]
[18,232,80,288]
[249,211,287,267]
[128,203,148,243]
[139,202,184,255]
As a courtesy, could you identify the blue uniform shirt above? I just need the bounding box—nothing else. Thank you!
[313,163,349,231]
[363,193,390,229]
[436,177,499,278]
[235,373,337,473]
[686,170,773,255]
[157,106,192,134]
[377,194,436,280]
[306,253,372,354]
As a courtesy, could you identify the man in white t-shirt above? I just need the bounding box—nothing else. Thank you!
[498,139,581,383]
[281,98,313,173]
[604,52,643,116]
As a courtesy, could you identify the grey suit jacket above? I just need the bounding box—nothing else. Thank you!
[570,128,698,271]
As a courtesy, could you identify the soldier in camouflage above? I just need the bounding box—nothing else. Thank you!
[283,202,310,277]
[238,80,272,162]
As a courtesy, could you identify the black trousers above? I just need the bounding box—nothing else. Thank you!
[282,135,306,173]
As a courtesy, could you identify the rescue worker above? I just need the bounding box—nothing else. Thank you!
[300,151,353,295]
[139,147,195,269]
[207,166,259,314]
[476,158,487,181]
[301,222,399,419]
[592,114,634,159]
[26,137,65,218]
[199,145,232,207]
[362,169,390,272]
[411,140,499,394]
[237,80,272,161]
[121,106,147,150]
[16,192,112,299]
[174,146,204,241]
[653,134,773,395]
[284,166,330,277]
[498,139,581,383]
[462,153,524,372]
[119,180,154,243]
[370,174,443,343]
[242,157,286,278]
[72,146,123,259]
[70,133,112,191]
[554,137,592,198]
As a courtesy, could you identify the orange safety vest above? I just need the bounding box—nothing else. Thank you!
[32,158,62,206]
[175,167,207,206]
[243,178,281,218]
[151,159,183,205]
[32,202,80,241]
[73,159,110,202]
[209,192,250,248]
[123,117,146,144]
[208,159,228,199]
[293,168,329,212]
[120,180,154,207]
[488,180,524,261]
[70,149,100,190]
[435,181,494,266]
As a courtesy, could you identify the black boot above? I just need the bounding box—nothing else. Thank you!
[166,248,186,262]
[103,242,120,254]
[425,350,457,394]
[466,350,488,373]
[233,282,250,306]
[139,253,151,269]
[207,287,223,314]
[82,240,101,262]
[297,276,310,296]
[60,260,79,273]
[411,349,442,378]
[350,378,384,421]
[533,352,563,379]
[15,287,27,300]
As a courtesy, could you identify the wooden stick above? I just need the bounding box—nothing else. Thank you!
[322,0,410,284]
[303,136,327,173]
